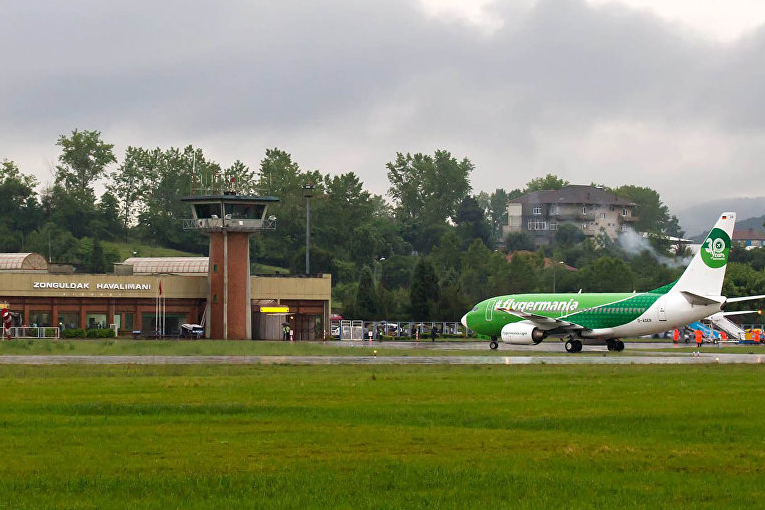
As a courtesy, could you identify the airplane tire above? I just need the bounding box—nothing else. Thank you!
[573,340,583,353]
[565,339,574,352]
[489,340,499,350]
[615,340,625,352]
[606,339,615,351]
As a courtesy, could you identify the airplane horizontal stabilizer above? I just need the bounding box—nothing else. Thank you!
[680,291,725,306]
[726,294,765,303]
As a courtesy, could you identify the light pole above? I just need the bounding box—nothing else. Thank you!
[552,260,564,293]
[374,257,386,284]
[301,183,316,274]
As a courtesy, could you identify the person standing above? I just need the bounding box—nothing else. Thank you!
[695,329,703,350]
[673,328,679,344]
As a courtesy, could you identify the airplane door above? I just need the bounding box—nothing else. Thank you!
[485,299,498,321]
[657,297,667,321]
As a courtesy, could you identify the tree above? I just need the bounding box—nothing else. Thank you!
[254,148,323,265]
[409,258,439,319]
[505,251,539,294]
[430,230,463,276]
[55,129,116,204]
[578,256,635,292]
[0,159,40,241]
[107,146,152,235]
[723,262,765,312]
[486,188,511,248]
[355,266,377,319]
[92,192,123,241]
[435,269,468,321]
[525,174,569,192]
[555,223,585,248]
[505,232,535,252]
[459,239,493,304]
[386,150,473,252]
[134,146,212,252]
[454,195,492,247]
[612,185,672,235]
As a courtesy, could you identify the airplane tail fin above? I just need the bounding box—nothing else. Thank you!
[673,212,736,296]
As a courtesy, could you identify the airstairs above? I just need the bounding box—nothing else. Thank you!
[707,313,747,340]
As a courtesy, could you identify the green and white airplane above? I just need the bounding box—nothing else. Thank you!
[461,212,765,353]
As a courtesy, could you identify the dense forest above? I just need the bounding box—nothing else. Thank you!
[2,129,764,320]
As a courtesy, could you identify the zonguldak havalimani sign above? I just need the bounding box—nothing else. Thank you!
[32,282,153,291]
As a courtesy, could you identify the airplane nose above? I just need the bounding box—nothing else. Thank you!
[461,313,468,329]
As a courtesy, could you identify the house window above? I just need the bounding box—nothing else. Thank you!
[600,213,606,219]
[532,206,542,215]
[582,206,587,214]
[621,225,627,232]
[622,208,628,216]
[528,221,547,231]
[549,222,558,231]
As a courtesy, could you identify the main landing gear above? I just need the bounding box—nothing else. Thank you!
[489,337,499,350]
[606,339,625,352]
[565,337,582,353]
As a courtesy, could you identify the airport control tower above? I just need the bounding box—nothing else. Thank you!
[182,192,278,340]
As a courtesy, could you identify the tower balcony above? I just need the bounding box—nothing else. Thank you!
[182,216,276,233]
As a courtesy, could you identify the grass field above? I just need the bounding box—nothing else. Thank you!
[1,338,762,357]
[1,363,765,509]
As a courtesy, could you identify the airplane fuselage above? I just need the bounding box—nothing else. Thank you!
[463,284,724,343]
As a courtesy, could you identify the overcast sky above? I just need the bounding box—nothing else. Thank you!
[2,0,764,221]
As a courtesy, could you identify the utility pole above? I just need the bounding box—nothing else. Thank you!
[302,183,316,274]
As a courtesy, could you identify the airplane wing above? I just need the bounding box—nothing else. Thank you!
[495,307,585,331]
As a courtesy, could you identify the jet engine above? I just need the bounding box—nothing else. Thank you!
[500,322,547,345]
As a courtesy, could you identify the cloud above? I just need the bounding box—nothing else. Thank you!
[1,0,765,215]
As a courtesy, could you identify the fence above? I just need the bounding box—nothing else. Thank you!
[332,320,466,340]
[3,326,60,339]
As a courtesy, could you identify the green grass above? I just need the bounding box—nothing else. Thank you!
[0,338,652,357]
[1,364,764,508]
[103,240,201,260]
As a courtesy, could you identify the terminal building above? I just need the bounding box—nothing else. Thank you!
[0,193,332,340]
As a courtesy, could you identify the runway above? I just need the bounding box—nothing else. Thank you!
[0,340,764,364]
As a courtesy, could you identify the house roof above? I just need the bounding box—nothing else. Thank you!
[733,229,765,241]
[510,185,636,207]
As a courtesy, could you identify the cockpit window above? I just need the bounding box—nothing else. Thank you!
[472,306,478,312]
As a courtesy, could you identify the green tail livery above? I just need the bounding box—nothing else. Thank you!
[462,212,765,353]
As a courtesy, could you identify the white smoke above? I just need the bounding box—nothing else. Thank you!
[617,228,693,269]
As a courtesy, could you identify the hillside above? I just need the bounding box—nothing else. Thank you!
[675,197,765,236]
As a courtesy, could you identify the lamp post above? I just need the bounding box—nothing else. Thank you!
[374,257,386,284]
[552,260,564,293]
[301,183,316,274]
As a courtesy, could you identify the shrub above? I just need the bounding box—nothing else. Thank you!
[61,328,86,339]
[85,328,116,338]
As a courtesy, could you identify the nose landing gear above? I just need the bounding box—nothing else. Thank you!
[489,337,499,350]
